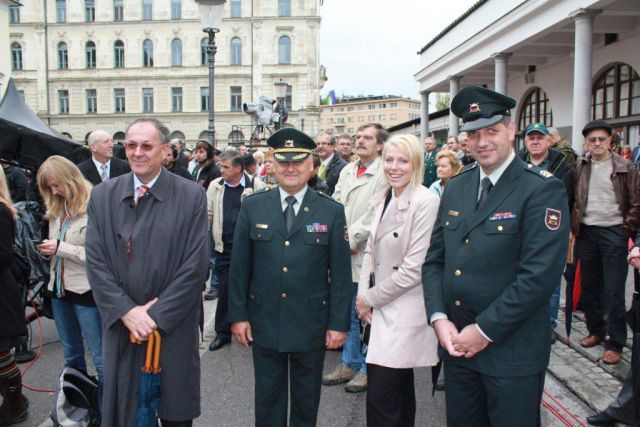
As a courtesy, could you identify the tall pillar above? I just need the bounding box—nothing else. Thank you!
[570,8,600,154]
[492,52,512,95]
[420,90,430,145]
[448,75,461,136]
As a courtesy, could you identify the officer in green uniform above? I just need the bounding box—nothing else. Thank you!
[229,128,352,427]
[422,86,569,426]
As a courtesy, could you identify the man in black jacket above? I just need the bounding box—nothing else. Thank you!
[77,129,130,185]
[316,131,346,195]
[520,122,574,341]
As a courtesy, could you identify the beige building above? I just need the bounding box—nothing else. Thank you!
[319,95,421,136]
[1,0,18,98]
[8,0,323,146]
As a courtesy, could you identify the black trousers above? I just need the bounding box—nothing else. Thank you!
[577,224,628,351]
[213,264,231,340]
[366,363,416,427]
[443,362,545,427]
[605,367,638,425]
[252,344,325,427]
[160,420,192,427]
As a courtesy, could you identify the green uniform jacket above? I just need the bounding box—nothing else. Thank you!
[228,186,352,352]
[423,151,438,188]
[422,156,569,377]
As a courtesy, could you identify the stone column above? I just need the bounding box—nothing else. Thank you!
[448,75,461,136]
[493,52,512,95]
[570,8,600,154]
[420,90,430,145]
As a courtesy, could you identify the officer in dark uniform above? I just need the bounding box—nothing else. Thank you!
[228,128,352,427]
[422,86,570,427]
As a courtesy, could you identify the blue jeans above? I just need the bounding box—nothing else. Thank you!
[51,298,104,410]
[209,233,219,291]
[549,280,561,330]
[341,283,366,373]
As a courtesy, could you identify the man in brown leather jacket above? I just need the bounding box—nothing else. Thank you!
[572,119,640,365]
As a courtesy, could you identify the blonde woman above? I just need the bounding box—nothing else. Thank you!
[260,149,278,188]
[36,156,103,408]
[429,150,463,197]
[355,134,440,426]
[0,167,29,424]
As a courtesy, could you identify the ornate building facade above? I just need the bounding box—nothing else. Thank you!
[8,0,323,146]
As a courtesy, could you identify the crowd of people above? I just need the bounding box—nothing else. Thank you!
[0,84,638,427]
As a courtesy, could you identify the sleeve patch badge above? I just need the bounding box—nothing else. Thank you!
[545,208,561,230]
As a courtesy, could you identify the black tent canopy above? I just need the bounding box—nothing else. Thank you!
[0,79,90,170]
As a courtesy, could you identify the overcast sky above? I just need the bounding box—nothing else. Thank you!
[319,0,477,101]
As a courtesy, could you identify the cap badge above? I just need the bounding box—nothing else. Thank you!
[469,102,481,113]
[284,140,294,147]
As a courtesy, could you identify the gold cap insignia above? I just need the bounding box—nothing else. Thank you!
[284,140,294,147]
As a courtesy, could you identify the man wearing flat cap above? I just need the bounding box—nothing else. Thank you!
[228,128,352,426]
[572,119,640,365]
[422,86,569,426]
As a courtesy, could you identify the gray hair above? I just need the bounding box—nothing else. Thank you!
[316,130,336,145]
[336,133,353,143]
[126,118,170,144]
[87,129,111,145]
[219,150,244,168]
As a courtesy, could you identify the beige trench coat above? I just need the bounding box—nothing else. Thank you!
[358,184,440,368]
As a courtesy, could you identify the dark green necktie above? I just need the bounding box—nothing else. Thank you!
[284,196,296,232]
[476,177,493,210]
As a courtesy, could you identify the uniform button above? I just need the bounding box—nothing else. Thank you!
[454,269,462,276]
[497,225,503,232]
[445,221,450,226]
[283,267,288,273]
[528,164,533,168]
[455,300,461,306]
[285,241,290,246]
[464,238,469,244]
[316,238,320,243]
[281,293,287,298]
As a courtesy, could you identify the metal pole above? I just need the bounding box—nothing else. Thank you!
[206,28,219,149]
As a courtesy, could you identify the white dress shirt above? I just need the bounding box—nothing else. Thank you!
[278,186,307,215]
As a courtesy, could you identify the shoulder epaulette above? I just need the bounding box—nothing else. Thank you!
[244,187,270,198]
[523,162,553,179]
[449,162,477,180]
[317,191,341,205]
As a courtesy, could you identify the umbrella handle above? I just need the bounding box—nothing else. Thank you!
[143,332,156,373]
[152,331,162,374]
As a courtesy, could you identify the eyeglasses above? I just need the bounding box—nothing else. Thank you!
[124,142,165,152]
[587,136,609,143]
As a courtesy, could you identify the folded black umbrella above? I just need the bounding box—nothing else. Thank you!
[629,270,640,422]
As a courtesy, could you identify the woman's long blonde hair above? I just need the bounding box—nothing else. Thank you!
[37,156,92,220]
[0,166,17,218]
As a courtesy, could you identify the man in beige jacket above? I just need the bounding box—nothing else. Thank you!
[322,123,388,394]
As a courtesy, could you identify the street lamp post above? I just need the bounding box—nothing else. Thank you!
[298,107,306,132]
[274,79,288,131]
[196,0,226,149]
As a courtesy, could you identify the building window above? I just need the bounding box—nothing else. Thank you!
[592,63,640,120]
[57,42,68,69]
[278,0,291,16]
[230,37,242,65]
[114,0,123,21]
[85,0,95,22]
[142,88,154,113]
[229,130,244,143]
[171,87,183,112]
[171,0,181,19]
[59,90,69,114]
[230,0,241,17]
[56,0,66,23]
[518,87,553,131]
[284,84,292,110]
[278,35,291,64]
[86,89,97,113]
[86,41,97,68]
[201,38,208,66]
[9,5,20,24]
[143,39,153,67]
[114,40,125,68]
[142,0,152,20]
[11,43,22,70]
[171,39,182,66]
[230,86,242,111]
[200,87,209,112]
[114,88,125,113]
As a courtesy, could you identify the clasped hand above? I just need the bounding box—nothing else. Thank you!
[121,298,158,342]
[433,320,489,359]
[355,294,372,325]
